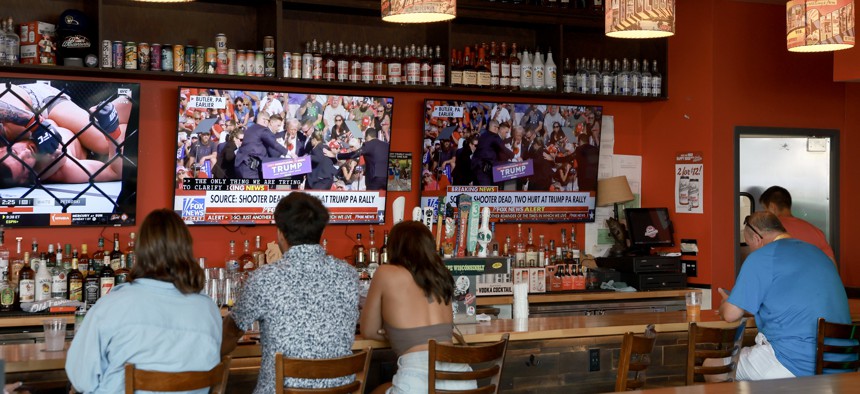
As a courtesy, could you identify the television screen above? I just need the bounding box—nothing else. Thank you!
[173,88,393,225]
[420,99,603,223]
[0,78,140,227]
[625,208,675,251]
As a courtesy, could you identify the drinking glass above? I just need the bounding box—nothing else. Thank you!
[43,318,67,352]
[207,278,224,308]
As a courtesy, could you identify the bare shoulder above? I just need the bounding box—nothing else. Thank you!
[373,264,410,282]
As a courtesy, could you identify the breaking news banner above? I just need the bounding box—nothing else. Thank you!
[421,186,596,223]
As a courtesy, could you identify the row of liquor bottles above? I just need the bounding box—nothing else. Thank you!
[493,225,583,268]
[0,231,136,311]
[563,58,663,97]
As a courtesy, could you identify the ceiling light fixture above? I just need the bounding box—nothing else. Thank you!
[382,0,456,24]
[787,0,855,52]
[605,0,675,39]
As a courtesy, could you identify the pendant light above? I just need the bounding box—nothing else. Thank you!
[382,0,456,24]
[787,0,855,52]
[605,0,675,39]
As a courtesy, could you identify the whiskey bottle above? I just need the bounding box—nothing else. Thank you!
[405,44,421,86]
[109,233,123,270]
[525,228,538,268]
[420,45,432,86]
[323,41,336,82]
[352,233,366,268]
[18,252,35,304]
[0,230,8,283]
[379,230,389,264]
[569,226,581,266]
[239,239,255,271]
[515,224,526,268]
[252,235,266,267]
[361,43,374,84]
[432,45,446,87]
[475,46,491,88]
[10,237,24,289]
[67,255,84,302]
[349,42,361,83]
[84,260,100,307]
[449,49,462,87]
[99,258,115,298]
[538,234,546,268]
[312,39,322,80]
[461,46,477,87]
[388,45,402,85]
[336,42,349,82]
[509,43,521,91]
[114,255,130,285]
[489,41,500,89]
[375,44,388,84]
[91,237,105,273]
[367,228,379,278]
[78,244,90,276]
[499,42,510,89]
[126,233,136,270]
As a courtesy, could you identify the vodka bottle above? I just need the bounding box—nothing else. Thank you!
[562,57,574,93]
[631,59,642,97]
[641,59,652,97]
[532,47,545,91]
[651,60,662,97]
[576,58,588,94]
[600,58,613,95]
[0,20,8,65]
[618,58,631,96]
[611,59,620,95]
[520,49,533,91]
[6,18,20,65]
[544,47,557,91]
[588,58,600,95]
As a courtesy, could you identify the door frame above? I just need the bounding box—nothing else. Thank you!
[733,126,840,276]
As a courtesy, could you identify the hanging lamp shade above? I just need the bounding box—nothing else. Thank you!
[381,0,456,23]
[787,0,855,52]
[605,0,675,39]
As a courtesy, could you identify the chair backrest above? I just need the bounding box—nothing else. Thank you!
[616,330,658,391]
[428,333,510,394]
[124,356,231,394]
[815,317,860,374]
[685,318,747,385]
[275,347,373,394]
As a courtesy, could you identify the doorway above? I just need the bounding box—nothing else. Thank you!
[734,127,839,275]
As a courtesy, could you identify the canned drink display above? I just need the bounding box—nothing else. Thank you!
[216,50,228,75]
[255,50,264,77]
[195,46,205,74]
[236,50,246,76]
[282,52,291,78]
[205,47,217,74]
[150,43,162,71]
[215,33,227,51]
[101,40,112,68]
[173,45,184,72]
[137,43,150,71]
[112,41,124,69]
[227,49,236,75]
[301,52,312,80]
[264,37,275,78]
[246,51,257,77]
[124,42,138,70]
[184,45,195,73]
[290,53,301,79]
[162,44,173,71]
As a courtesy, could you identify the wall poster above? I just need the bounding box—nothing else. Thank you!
[675,151,703,214]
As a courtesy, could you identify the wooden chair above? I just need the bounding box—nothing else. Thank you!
[275,347,373,394]
[615,330,658,391]
[124,356,231,394]
[685,319,747,385]
[815,317,860,374]
[428,333,510,394]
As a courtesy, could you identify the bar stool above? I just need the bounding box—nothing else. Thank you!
[685,318,747,385]
[124,355,231,394]
[274,347,373,394]
[615,329,658,391]
[428,332,510,394]
[815,317,860,374]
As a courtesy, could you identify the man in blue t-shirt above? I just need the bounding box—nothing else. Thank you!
[718,211,850,379]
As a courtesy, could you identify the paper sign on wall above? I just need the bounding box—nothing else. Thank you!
[675,152,704,214]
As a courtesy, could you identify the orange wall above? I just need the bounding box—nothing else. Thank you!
[834,44,860,82]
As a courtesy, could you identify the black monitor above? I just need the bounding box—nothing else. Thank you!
[624,207,674,255]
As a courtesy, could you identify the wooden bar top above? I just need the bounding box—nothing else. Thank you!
[625,371,860,393]
[477,288,700,306]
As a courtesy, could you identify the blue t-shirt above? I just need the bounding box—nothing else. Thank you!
[728,238,850,377]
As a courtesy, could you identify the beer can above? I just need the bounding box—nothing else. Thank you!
[246,50,257,77]
[226,49,236,75]
[282,52,291,79]
[184,45,195,73]
[150,43,162,71]
[215,33,227,51]
[216,50,228,75]
[173,44,184,72]
[255,50,264,77]
[301,52,312,80]
[162,44,173,71]
[264,38,275,77]
[101,40,112,68]
[195,46,205,74]
[112,41,124,69]
[137,42,150,71]
[205,47,217,74]
[236,50,247,76]
[290,53,301,79]
[263,36,275,51]
[124,41,138,70]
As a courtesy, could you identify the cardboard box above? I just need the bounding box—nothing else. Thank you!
[445,256,511,323]
[514,267,546,293]
[19,21,57,65]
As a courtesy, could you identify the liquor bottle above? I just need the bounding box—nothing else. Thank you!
[611,59,620,95]
[562,58,574,93]
[515,224,526,268]
[352,233,366,268]
[34,255,51,301]
[488,42,500,89]
[84,260,100,307]
[62,244,73,269]
[109,233,122,270]
[375,44,388,85]
[545,47,557,91]
[532,47,545,90]
[225,240,239,273]
[67,255,84,302]
[18,252,34,304]
[360,43,374,84]
[0,229,8,283]
[336,42,349,82]
[349,42,361,83]
[449,49,462,87]
[509,43,521,91]
[78,244,90,276]
[561,263,573,290]
[379,230,389,264]
[239,240,255,271]
[618,58,631,96]
[92,237,105,272]
[114,255,130,285]
[10,237,24,289]
[46,243,56,268]
[0,20,8,65]
[489,222,499,257]
[461,46,476,87]
[569,226,581,266]
[312,39,323,80]
[432,45,446,87]
[525,228,538,268]
[520,49,533,91]
[576,58,588,94]
[253,235,266,267]
[560,0,570,8]
[5,18,19,65]
[0,273,12,311]
[630,59,641,97]
[651,59,662,97]
[323,41,336,82]
[406,44,420,86]
[99,258,115,298]
[301,41,313,80]
[538,234,546,268]
[588,58,600,95]
[388,45,402,85]
[641,59,652,97]
[499,42,510,89]
[49,252,68,299]
[600,58,613,95]
[475,46,491,88]
[573,264,586,290]
[126,233,136,270]
[551,262,564,292]
[503,235,511,258]
[420,44,432,86]
[367,227,379,278]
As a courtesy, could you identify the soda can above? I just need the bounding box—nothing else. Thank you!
[290,53,301,79]
[137,42,150,71]
[215,33,227,51]
[101,40,112,68]
[205,47,217,74]
[264,37,275,77]
[227,49,236,75]
[150,43,162,71]
[112,41,124,69]
[173,44,184,72]
[184,45,195,73]
[282,52,291,79]
[195,46,205,73]
[236,50,247,76]
[216,50,228,75]
[246,50,257,77]
[255,50,264,77]
[124,41,138,70]
[162,44,174,71]
[263,36,275,51]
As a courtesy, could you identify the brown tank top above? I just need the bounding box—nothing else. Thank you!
[383,322,453,356]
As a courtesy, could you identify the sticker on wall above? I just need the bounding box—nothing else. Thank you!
[675,152,703,214]
[388,152,412,192]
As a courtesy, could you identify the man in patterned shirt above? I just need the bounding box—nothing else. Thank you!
[221,192,359,392]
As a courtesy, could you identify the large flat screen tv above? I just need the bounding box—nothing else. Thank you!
[0,78,140,227]
[173,88,393,225]
[421,99,602,223]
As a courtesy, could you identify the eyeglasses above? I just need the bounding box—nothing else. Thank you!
[743,216,763,240]
[553,125,561,129]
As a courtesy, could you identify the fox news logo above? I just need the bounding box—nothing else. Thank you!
[182,198,205,217]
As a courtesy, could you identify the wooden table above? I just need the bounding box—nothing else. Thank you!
[625,371,860,393]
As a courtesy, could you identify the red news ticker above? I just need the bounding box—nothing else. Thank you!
[0,207,34,212]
